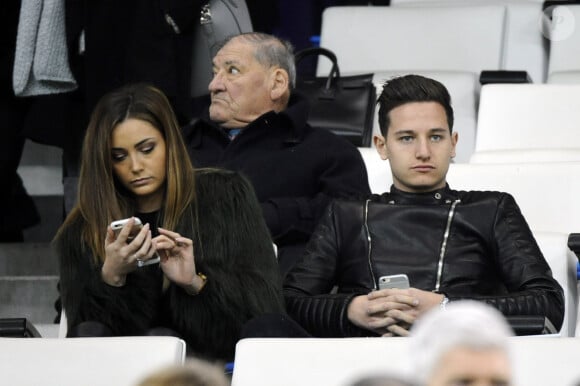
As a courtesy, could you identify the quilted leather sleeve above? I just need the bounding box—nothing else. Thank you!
[284,200,370,337]
[284,291,362,337]
[449,193,565,331]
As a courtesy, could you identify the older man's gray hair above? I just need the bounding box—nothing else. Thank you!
[409,300,513,384]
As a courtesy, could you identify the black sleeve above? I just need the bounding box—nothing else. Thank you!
[57,220,160,335]
[447,193,565,331]
[168,242,285,360]
[264,143,371,242]
[283,202,369,337]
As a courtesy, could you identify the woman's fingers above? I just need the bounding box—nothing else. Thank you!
[157,227,182,239]
[129,223,150,247]
[105,226,116,244]
[152,234,175,250]
[156,229,193,249]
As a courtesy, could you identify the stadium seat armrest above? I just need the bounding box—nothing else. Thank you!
[568,233,580,261]
[506,315,557,336]
[543,1,580,11]
[479,70,532,85]
[0,318,42,338]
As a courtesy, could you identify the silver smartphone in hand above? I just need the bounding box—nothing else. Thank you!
[110,217,160,267]
[378,274,410,290]
[111,217,143,241]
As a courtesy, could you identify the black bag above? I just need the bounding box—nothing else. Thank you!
[295,47,376,147]
[0,318,41,337]
[191,0,253,97]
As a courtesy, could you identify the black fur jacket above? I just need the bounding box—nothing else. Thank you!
[57,205,285,362]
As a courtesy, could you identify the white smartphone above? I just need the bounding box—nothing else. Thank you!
[137,254,161,267]
[378,274,410,290]
[110,217,160,267]
[111,217,143,241]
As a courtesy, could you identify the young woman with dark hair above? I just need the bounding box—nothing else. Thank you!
[54,83,284,361]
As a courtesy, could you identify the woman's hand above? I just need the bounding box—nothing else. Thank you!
[153,228,203,293]
[102,217,156,286]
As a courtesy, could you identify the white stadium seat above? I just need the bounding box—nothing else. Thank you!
[359,154,580,235]
[0,336,186,386]
[470,84,580,164]
[547,5,580,84]
[319,5,506,161]
[533,232,578,337]
[390,1,548,83]
[232,337,580,386]
[318,5,505,76]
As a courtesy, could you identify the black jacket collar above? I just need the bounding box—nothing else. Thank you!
[183,92,311,148]
[379,184,459,205]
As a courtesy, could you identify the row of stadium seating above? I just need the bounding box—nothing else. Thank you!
[319,2,580,162]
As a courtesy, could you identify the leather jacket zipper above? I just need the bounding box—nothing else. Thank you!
[434,199,461,292]
[363,199,378,290]
[364,197,461,292]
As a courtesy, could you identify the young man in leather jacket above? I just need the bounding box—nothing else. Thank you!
[283,74,564,338]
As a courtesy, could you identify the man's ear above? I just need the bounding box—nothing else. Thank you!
[450,131,459,158]
[270,68,289,101]
[374,134,389,160]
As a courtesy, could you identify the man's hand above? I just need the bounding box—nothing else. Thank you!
[347,288,445,336]
[347,288,418,336]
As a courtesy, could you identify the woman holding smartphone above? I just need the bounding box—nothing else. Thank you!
[54,83,284,361]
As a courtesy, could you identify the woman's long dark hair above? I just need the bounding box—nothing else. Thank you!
[193,168,277,270]
[193,168,283,308]
[55,83,195,262]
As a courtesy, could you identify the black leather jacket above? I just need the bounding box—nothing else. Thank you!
[283,185,565,337]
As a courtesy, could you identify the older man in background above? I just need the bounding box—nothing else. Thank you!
[183,32,370,276]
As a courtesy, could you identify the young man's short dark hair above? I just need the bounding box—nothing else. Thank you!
[377,74,454,135]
